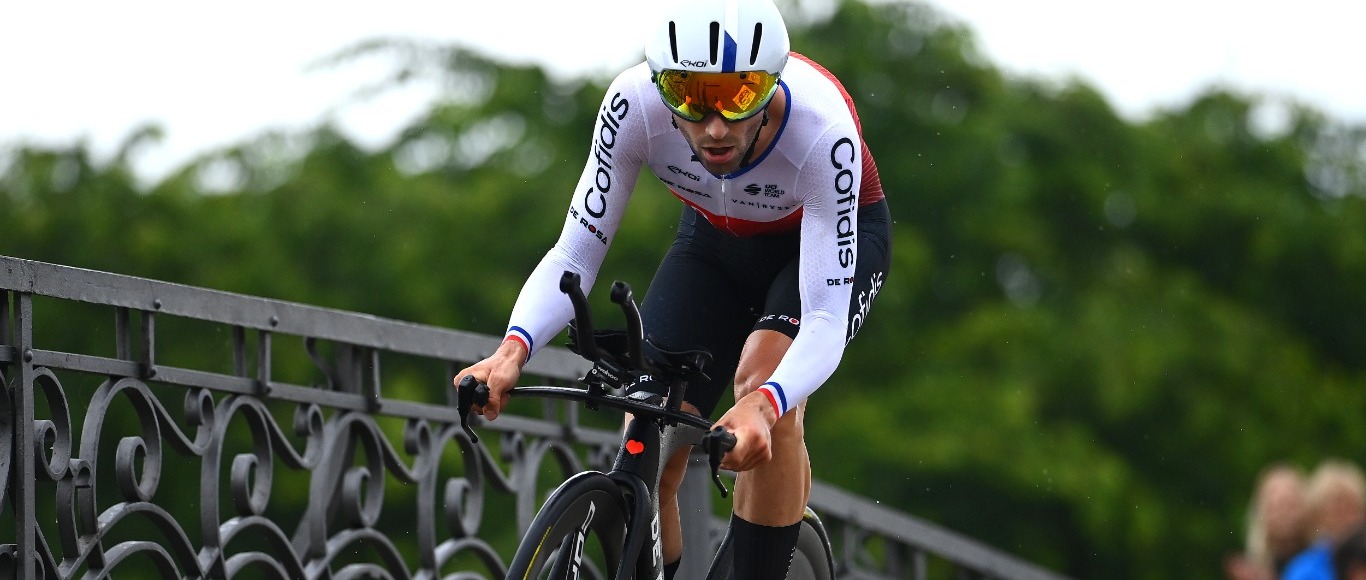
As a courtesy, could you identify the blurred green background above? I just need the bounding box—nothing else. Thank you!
[4,0,1365,577]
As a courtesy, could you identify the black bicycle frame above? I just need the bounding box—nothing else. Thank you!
[613,415,669,579]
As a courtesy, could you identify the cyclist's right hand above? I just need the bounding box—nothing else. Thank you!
[455,338,528,421]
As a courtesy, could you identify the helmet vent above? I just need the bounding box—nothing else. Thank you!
[668,21,679,63]
[709,21,720,64]
[749,23,763,66]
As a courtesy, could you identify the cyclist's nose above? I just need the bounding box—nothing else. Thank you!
[702,114,730,139]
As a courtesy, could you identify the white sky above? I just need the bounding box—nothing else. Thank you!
[2,0,1362,184]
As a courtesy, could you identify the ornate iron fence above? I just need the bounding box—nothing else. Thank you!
[0,255,1069,579]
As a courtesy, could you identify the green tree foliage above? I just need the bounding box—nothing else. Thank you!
[3,1,1365,577]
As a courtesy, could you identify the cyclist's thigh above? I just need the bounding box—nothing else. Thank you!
[844,198,892,341]
[757,198,892,342]
[639,209,779,419]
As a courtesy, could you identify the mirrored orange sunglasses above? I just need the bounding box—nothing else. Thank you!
[653,69,780,122]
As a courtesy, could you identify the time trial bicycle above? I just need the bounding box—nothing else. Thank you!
[457,271,836,579]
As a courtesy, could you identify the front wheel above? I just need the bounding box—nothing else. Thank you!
[506,472,631,580]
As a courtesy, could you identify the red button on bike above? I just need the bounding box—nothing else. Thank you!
[625,440,645,455]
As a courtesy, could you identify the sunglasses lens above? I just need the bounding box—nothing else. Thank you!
[655,70,779,121]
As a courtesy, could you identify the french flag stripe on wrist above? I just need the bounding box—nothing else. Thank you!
[760,382,787,416]
[506,326,533,355]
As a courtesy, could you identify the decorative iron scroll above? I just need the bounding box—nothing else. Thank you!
[1,256,1069,580]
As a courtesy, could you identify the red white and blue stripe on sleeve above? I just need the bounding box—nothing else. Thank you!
[758,382,788,417]
[504,326,533,358]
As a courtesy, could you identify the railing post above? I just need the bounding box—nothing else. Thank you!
[13,293,37,578]
[257,325,273,396]
[141,306,158,379]
[678,450,717,580]
[1,289,11,345]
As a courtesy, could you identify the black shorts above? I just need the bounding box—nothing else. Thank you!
[637,198,891,418]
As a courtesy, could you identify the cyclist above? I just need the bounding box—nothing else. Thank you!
[456,0,889,577]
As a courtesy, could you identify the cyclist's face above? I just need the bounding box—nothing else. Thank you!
[673,112,766,175]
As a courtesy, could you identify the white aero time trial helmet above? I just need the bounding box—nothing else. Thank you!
[645,0,791,122]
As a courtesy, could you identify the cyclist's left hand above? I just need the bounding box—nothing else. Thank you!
[713,391,780,472]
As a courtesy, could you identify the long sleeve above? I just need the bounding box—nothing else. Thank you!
[503,69,652,358]
[756,128,861,415]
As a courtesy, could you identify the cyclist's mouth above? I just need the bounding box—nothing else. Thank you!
[701,146,735,165]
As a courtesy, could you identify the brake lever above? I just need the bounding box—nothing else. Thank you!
[456,375,490,443]
[701,427,738,498]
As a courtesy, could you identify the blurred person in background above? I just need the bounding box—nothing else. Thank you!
[1226,463,1309,580]
[1283,459,1366,580]
[1334,524,1366,580]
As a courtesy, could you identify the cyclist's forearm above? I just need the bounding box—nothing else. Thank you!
[503,77,647,361]
[505,252,592,360]
[758,310,847,417]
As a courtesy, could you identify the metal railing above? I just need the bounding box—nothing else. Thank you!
[0,255,1069,579]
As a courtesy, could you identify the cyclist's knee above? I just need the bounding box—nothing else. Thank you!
[659,401,700,500]
[733,330,792,400]
[733,366,772,400]
[771,402,807,444]
[658,447,691,498]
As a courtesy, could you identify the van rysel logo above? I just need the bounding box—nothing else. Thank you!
[583,93,631,220]
[830,137,858,268]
